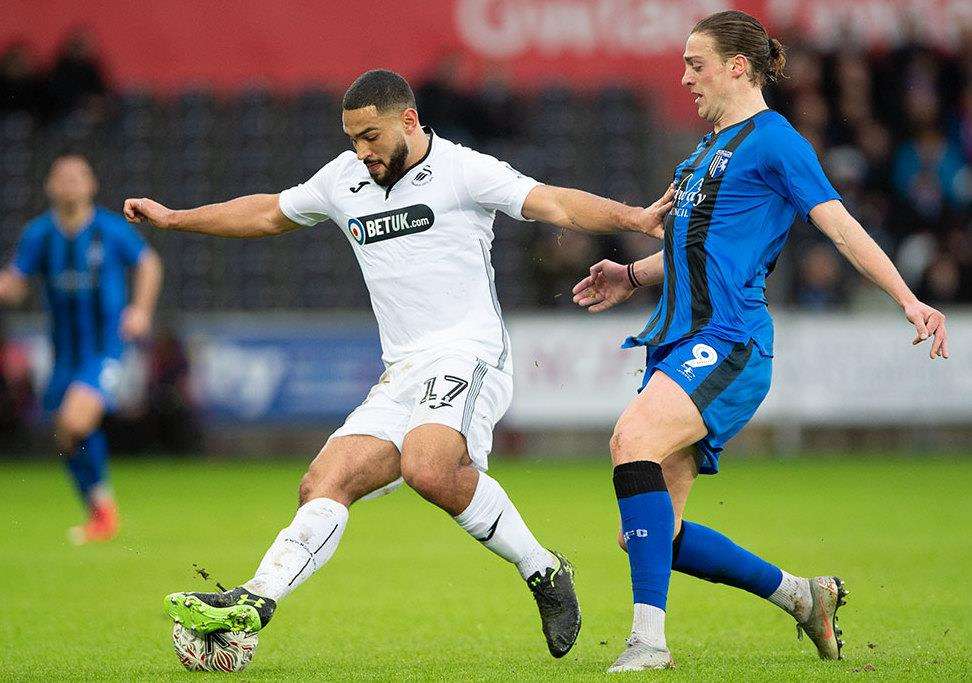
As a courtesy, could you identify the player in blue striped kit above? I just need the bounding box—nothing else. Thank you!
[0,154,162,543]
[572,11,949,672]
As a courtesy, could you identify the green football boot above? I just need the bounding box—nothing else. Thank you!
[164,586,276,635]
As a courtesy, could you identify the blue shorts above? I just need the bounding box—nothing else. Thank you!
[640,333,772,475]
[44,356,123,413]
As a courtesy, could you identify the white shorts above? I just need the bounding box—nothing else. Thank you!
[328,351,513,475]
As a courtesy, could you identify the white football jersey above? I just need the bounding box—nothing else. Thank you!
[279,129,539,369]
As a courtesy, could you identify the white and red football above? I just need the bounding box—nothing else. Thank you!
[172,623,258,672]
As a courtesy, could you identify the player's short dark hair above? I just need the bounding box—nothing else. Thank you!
[48,148,94,172]
[342,69,416,114]
[692,10,786,87]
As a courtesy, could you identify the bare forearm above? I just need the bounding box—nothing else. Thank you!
[839,233,915,306]
[525,185,641,234]
[168,194,287,238]
[131,251,163,314]
[631,251,664,287]
[556,187,640,233]
[811,202,916,307]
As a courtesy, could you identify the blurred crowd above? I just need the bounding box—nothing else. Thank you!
[766,28,972,308]
[3,31,969,313]
[0,29,109,127]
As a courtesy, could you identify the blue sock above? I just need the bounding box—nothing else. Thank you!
[672,520,783,598]
[614,461,674,610]
[65,430,109,505]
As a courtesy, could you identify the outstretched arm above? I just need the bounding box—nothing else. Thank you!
[123,194,300,238]
[0,267,29,306]
[522,184,674,238]
[120,249,163,341]
[809,199,948,359]
[572,251,664,313]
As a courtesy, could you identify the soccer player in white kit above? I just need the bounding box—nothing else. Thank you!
[125,70,673,658]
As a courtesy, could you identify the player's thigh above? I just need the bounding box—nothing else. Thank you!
[56,382,106,440]
[610,370,707,466]
[404,355,511,473]
[300,434,402,507]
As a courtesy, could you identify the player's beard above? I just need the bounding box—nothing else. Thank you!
[373,136,409,187]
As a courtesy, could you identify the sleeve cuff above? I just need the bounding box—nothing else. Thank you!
[508,178,541,221]
[278,189,319,227]
[804,194,842,221]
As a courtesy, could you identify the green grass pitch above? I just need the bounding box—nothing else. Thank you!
[2,454,970,680]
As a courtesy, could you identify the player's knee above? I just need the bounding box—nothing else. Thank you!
[609,423,641,465]
[297,470,319,507]
[298,471,339,507]
[298,458,358,507]
[298,461,339,507]
[609,419,668,466]
[54,413,87,453]
[400,452,448,500]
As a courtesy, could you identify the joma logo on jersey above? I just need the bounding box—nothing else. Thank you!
[347,204,435,245]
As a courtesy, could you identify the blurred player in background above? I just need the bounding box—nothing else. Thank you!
[0,153,162,543]
[125,69,672,658]
[572,10,949,672]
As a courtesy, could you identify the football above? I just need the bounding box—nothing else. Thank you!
[171,623,259,672]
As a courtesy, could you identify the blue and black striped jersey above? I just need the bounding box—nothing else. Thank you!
[13,207,146,367]
[624,109,840,357]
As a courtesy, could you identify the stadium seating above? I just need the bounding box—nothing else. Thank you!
[0,86,658,312]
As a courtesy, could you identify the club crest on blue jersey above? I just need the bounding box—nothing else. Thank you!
[708,149,733,179]
[87,241,104,267]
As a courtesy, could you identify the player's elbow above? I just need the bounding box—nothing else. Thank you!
[260,207,296,237]
[536,204,572,230]
[0,272,28,306]
[0,287,26,306]
[523,185,570,228]
[140,248,163,271]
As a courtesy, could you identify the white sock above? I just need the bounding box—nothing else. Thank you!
[631,603,666,649]
[453,472,555,579]
[243,497,348,601]
[767,570,812,621]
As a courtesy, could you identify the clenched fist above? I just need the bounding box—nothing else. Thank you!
[123,197,175,229]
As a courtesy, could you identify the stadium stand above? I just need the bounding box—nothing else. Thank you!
[1,37,969,314]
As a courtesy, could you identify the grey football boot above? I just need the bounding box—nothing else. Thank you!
[607,636,675,672]
[796,576,849,659]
